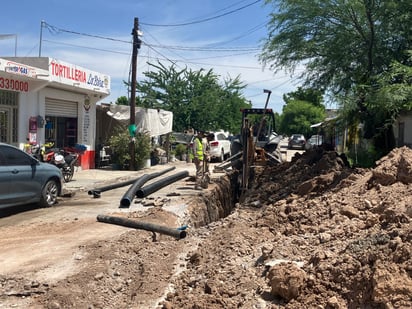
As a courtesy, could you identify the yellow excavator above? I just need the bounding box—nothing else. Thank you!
[215,90,283,195]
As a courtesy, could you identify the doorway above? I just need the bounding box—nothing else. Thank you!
[45,116,78,148]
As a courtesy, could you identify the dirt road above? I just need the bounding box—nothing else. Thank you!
[0,160,209,308]
[1,147,411,309]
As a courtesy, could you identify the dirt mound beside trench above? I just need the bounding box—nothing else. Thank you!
[164,147,412,308]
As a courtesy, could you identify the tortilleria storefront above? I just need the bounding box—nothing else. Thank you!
[0,57,110,169]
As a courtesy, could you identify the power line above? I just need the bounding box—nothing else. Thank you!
[172,58,261,70]
[42,21,260,53]
[43,39,131,55]
[245,76,301,99]
[143,42,259,52]
[41,38,263,70]
[43,21,131,44]
[39,19,285,77]
[140,0,262,27]
[208,22,267,47]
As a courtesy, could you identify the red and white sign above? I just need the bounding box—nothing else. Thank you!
[0,58,50,92]
[0,76,29,92]
[49,58,110,94]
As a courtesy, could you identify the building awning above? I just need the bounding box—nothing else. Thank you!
[1,57,110,99]
[310,122,323,128]
[107,104,173,137]
[0,58,50,93]
[310,116,338,128]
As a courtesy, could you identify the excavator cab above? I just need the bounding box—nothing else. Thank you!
[231,108,282,165]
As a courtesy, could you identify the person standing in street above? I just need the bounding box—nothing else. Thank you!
[190,130,204,190]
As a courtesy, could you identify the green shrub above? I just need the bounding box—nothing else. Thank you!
[174,143,187,158]
[346,144,380,168]
[108,130,151,170]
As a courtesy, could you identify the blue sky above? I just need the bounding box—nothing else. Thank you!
[0,0,303,113]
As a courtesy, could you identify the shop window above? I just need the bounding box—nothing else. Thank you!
[0,109,9,143]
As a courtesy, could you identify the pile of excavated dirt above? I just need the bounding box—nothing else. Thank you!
[2,147,411,308]
[162,146,412,308]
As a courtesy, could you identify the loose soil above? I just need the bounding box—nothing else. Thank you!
[0,146,411,308]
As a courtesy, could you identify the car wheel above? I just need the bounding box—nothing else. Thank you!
[39,179,59,207]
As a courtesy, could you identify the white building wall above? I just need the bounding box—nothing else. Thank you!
[18,91,41,149]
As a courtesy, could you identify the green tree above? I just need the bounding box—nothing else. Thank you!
[279,90,325,137]
[261,0,412,154]
[134,61,250,133]
[115,96,129,106]
[366,51,412,150]
[283,87,323,108]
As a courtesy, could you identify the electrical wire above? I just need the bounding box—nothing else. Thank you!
[41,38,263,70]
[204,21,267,47]
[42,21,261,53]
[140,0,262,27]
[143,28,189,68]
[42,39,131,55]
[143,42,259,52]
[42,21,131,44]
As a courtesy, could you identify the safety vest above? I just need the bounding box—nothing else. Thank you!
[190,137,204,160]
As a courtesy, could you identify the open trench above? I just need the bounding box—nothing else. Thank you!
[148,169,242,307]
[185,170,240,229]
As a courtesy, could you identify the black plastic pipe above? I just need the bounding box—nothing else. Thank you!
[88,178,138,198]
[119,166,176,208]
[88,167,176,198]
[96,214,186,240]
[135,170,189,198]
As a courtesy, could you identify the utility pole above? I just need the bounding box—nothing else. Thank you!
[39,21,45,57]
[129,17,141,170]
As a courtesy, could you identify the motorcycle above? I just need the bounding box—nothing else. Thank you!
[42,142,79,183]
[23,141,43,161]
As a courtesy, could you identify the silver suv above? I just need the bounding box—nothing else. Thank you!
[288,134,306,150]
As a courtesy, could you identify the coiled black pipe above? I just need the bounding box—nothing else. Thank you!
[135,170,189,198]
[119,166,176,208]
[96,214,186,240]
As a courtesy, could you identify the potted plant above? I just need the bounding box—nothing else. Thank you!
[174,143,188,161]
[108,130,151,170]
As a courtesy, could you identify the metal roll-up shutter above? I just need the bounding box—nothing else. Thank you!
[45,98,78,117]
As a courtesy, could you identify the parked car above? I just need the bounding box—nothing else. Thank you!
[288,134,306,150]
[0,143,63,209]
[305,135,323,150]
[206,131,231,162]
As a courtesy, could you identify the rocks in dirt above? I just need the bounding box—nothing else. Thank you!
[372,262,412,305]
[0,277,49,297]
[138,197,171,207]
[267,262,307,301]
